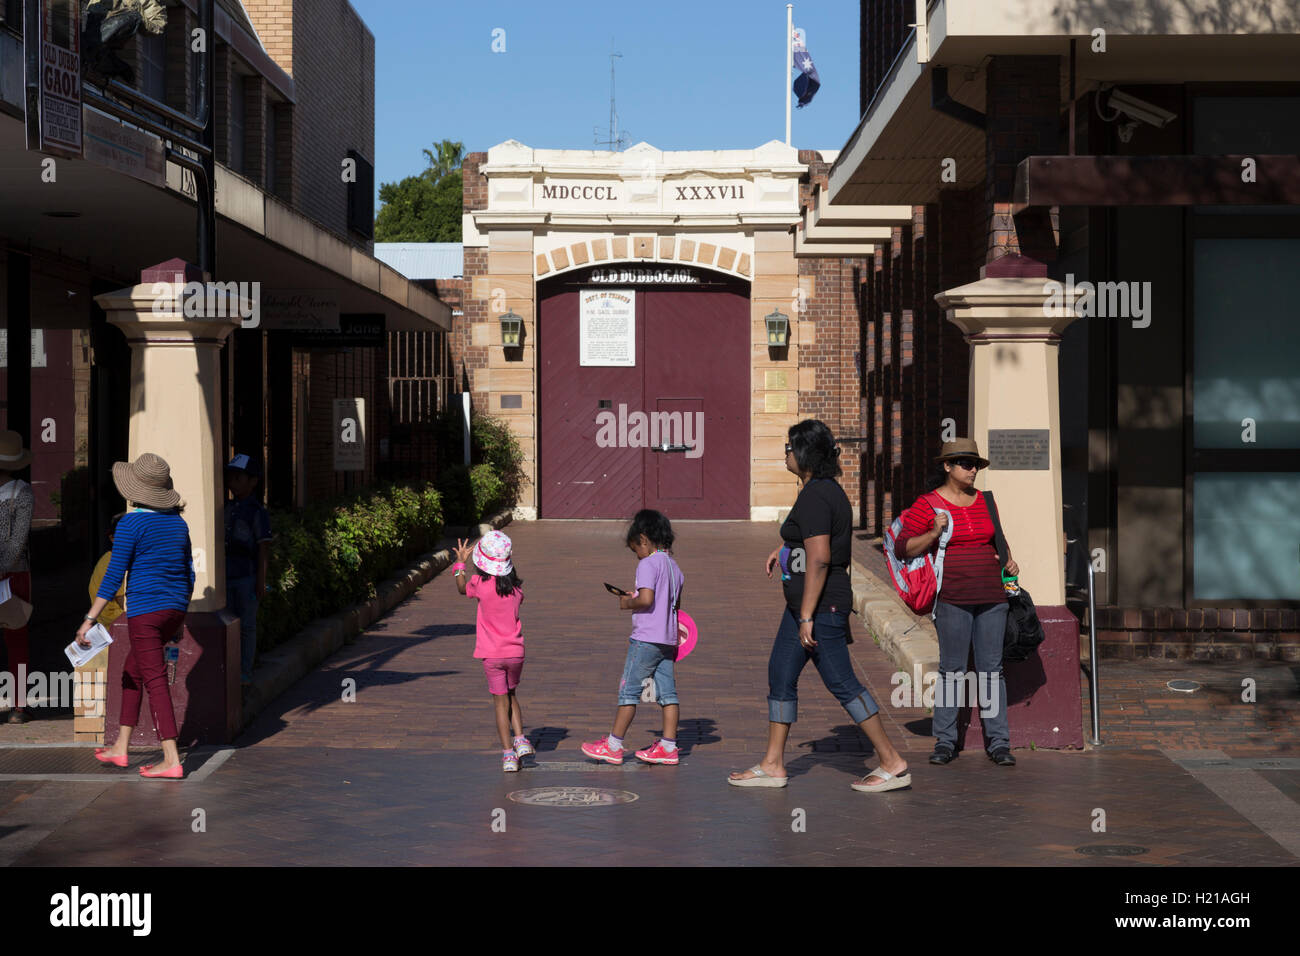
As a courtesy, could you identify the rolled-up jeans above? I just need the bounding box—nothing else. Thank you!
[932,600,1010,752]
[767,606,877,724]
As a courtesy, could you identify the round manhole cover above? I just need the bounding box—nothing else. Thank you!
[509,787,638,807]
[1076,845,1149,856]
[1167,680,1201,693]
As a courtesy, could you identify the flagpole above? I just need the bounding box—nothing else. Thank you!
[785,3,793,146]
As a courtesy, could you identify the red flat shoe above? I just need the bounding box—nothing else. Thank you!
[139,763,184,779]
[94,748,128,768]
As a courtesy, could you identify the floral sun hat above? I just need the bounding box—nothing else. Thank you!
[472,530,514,577]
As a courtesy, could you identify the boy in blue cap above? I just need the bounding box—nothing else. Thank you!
[224,454,272,687]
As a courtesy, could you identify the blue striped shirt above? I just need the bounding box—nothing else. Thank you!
[96,509,196,616]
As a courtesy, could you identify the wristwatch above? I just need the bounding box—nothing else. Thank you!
[797,617,814,624]
[83,614,97,623]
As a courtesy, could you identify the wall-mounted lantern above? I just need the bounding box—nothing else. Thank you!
[765,308,789,348]
[500,309,523,347]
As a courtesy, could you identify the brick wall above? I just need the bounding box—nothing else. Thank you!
[1096,608,1300,662]
[859,0,913,117]
[242,74,266,186]
[456,153,490,410]
[984,55,1060,264]
[163,5,194,114]
[215,42,233,165]
[243,0,375,245]
[241,0,294,75]
[798,153,867,518]
[853,189,980,534]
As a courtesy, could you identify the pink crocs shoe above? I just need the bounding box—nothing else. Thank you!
[635,740,680,765]
[580,736,624,765]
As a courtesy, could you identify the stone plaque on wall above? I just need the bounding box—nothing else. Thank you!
[764,370,787,389]
[987,429,1051,470]
[764,393,788,413]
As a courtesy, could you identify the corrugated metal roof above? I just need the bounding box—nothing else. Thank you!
[373,243,464,280]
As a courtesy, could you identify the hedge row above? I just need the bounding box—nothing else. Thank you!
[258,483,445,649]
[258,413,525,650]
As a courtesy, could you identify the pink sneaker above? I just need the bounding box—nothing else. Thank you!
[635,740,680,765]
[580,736,624,765]
[513,736,535,758]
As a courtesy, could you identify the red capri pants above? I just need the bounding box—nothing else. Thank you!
[120,608,186,741]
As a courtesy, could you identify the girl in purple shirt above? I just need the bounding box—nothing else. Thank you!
[582,510,685,766]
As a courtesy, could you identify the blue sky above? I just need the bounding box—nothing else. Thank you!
[348,0,862,205]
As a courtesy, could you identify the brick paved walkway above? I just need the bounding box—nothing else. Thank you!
[3,521,1298,866]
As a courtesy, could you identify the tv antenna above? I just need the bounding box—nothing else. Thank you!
[595,43,630,151]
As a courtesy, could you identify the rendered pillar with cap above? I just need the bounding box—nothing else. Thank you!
[93,259,246,745]
[934,255,1084,749]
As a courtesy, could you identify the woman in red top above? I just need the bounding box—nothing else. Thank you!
[894,439,1019,767]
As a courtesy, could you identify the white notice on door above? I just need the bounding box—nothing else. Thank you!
[579,289,635,367]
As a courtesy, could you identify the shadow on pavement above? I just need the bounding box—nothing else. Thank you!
[529,726,570,752]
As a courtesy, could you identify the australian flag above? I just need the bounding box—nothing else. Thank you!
[792,31,821,108]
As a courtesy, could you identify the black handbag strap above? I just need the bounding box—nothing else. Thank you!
[984,491,1009,570]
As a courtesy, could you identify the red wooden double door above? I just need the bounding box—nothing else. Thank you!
[538,277,750,518]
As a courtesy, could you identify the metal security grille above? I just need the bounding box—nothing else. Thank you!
[381,330,450,483]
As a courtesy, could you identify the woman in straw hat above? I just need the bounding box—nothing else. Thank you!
[76,453,195,779]
[893,438,1020,767]
[0,431,35,724]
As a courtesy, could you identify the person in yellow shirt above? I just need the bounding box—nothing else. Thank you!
[88,513,126,626]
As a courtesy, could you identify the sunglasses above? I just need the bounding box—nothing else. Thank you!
[949,458,980,470]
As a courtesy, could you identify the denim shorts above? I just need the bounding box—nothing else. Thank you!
[616,638,679,706]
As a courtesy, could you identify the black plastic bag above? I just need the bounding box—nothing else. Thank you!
[1003,586,1045,663]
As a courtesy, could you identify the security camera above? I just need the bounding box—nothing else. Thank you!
[1106,89,1177,128]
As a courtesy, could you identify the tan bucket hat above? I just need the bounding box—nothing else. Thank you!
[0,431,33,471]
[112,453,183,510]
[936,438,990,470]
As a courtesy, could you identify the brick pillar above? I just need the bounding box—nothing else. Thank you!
[984,56,1060,266]
[163,5,194,114]
[243,75,267,187]
[273,102,295,204]
[94,260,244,745]
[215,41,232,166]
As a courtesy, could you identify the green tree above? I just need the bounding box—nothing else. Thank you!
[374,139,465,242]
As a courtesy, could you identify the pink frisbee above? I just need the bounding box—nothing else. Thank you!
[676,610,698,660]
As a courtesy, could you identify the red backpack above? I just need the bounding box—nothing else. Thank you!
[883,493,953,616]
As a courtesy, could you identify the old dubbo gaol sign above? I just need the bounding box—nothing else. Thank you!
[26,0,83,157]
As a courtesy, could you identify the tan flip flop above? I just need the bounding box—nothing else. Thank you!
[727,764,789,788]
[851,766,912,793]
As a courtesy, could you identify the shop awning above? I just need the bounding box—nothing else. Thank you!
[0,113,449,332]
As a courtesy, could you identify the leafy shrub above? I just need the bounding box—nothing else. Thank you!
[470,463,506,517]
[471,415,524,505]
[434,409,525,523]
[258,482,443,649]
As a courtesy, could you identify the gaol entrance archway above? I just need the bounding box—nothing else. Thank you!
[537,265,750,519]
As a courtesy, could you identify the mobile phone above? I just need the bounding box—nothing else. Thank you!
[604,582,629,596]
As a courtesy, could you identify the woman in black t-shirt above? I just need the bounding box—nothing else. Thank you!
[728,420,911,793]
